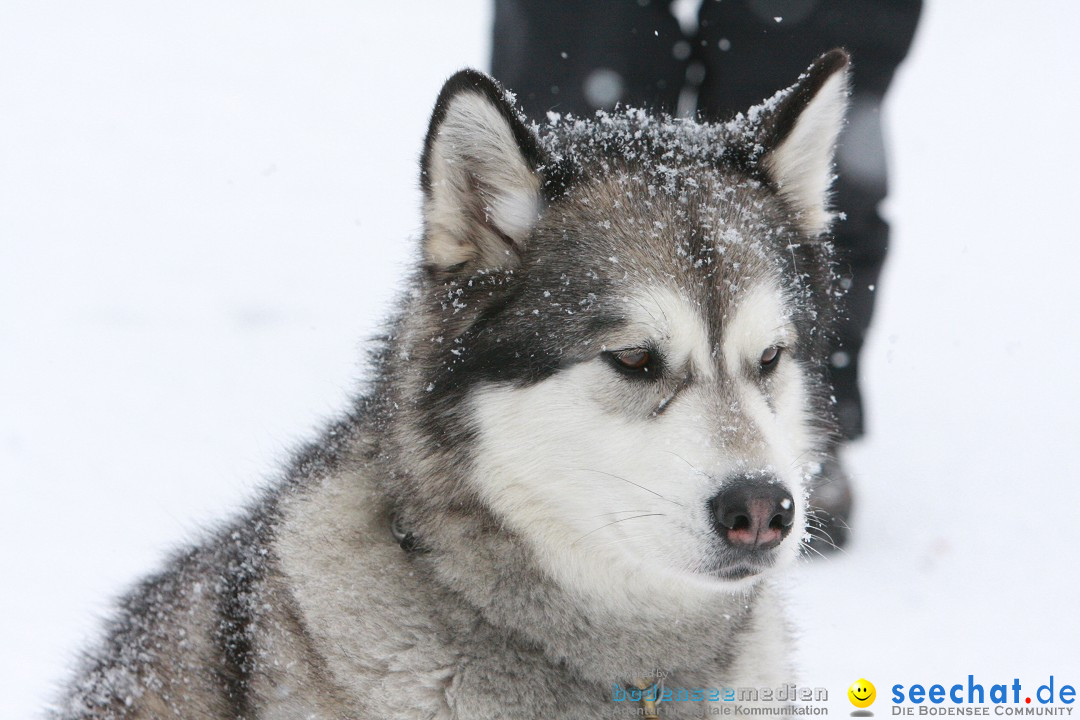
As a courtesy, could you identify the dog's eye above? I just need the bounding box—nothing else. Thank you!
[759,345,782,371]
[608,348,653,373]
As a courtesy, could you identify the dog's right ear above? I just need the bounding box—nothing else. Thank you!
[755,49,850,237]
[420,70,546,274]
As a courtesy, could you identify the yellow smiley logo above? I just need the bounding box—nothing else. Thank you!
[848,679,876,708]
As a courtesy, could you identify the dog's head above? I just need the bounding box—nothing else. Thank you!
[398,51,849,602]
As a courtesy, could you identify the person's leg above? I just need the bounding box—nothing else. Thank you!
[694,0,923,548]
[492,0,687,118]
[694,0,922,443]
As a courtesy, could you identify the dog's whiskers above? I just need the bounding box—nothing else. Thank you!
[571,513,666,546]
[801,524,847,555]
[663,450,708,478]
[591,509,655,518]
[805,507,852,533]
[572,468,686,508]
[799,538,829,560]
[787,449,815,470]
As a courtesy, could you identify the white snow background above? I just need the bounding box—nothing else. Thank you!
[2,1,1079,716]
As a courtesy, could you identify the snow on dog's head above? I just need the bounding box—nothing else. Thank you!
[405,52,849,603]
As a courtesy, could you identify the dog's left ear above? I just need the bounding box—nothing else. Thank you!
[420,70,546,274]
[757,49,851,237]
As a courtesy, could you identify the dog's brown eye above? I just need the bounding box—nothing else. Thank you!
[760,346,782,370]
[611,348,652,371]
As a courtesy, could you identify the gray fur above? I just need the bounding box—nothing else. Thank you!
[51,52,849,719]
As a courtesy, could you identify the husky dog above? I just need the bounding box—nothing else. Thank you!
[54,49,850,719]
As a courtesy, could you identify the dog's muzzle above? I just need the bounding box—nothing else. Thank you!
[710,475,795,551]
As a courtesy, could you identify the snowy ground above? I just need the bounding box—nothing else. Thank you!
[2,1,1079,717]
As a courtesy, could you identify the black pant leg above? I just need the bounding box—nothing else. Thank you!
[694,0,922,440]
[492,0,688,119]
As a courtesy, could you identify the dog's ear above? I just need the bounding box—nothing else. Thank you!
[420,70,545,274]
[757,49,850,237]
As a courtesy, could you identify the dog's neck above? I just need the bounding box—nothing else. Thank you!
[387,472,758,686]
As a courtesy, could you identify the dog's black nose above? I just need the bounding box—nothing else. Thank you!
[710,477,795,550]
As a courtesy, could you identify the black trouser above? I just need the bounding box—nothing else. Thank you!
[492,0,922,441]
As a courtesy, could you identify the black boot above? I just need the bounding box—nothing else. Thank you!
[805,454,854,553]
